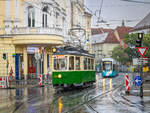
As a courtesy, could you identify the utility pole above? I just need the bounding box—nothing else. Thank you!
[136,33,144,98]
[140,59,143,98]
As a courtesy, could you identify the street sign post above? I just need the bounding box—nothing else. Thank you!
[136,46,148,98]
[138,57,148,64]
[135,33,146,98]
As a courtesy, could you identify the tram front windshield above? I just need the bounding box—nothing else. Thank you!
[54,57,67,70]
[103,61,112,71]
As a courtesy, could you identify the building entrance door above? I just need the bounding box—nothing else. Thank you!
[15,54,24,80]
[28,54,43,79]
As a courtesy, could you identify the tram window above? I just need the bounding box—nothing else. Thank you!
[75,57,80,70]
[69,56,74,70]
[54,57,67,70]
[84,58,87,70]
[91,59,94,70]
[88,58,90,69]
[102,61,112,71]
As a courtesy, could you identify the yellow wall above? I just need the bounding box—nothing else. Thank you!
[11,0,15,28]
[0,1,5,34]
[84,14,92,53]
[45,47,53,72]
[0,38,15,77]
[103,44,119,57]
[19,0,23,27]
[13,35,64,45]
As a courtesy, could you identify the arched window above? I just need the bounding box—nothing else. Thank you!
[42,6,48,27]
[28,6,35,27]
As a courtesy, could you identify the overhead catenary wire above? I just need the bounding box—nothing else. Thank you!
[98,0,104,20]
[121,0,150,4]
[86,4,150,8]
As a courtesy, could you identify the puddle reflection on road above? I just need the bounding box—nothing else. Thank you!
[58,97,63,113]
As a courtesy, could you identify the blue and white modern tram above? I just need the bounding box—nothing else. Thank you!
[101,58,118,77]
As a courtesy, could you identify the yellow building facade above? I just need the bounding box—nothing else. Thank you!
[0,0,92,80]
[0,0,65,79]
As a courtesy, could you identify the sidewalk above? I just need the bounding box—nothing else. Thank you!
[0,78,52,89]
[123,72,150,110]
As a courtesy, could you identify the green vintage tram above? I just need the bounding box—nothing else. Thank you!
[52,46,96,87]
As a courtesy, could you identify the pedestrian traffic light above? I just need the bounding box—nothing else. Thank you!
[136,33,143,47]
[3,53,6,60]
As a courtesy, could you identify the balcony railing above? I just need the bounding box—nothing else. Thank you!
[0,27,64,37]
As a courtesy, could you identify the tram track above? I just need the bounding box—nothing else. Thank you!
[11,75,101,113]
[89,81,145,113]
[63,84,123,113]
[85,80,142,113]
[63,77,121,113]
[81,76,124,113]
[84,84,123,113]
[10,74,124,113]
[50,75,104,113]
[110,83,146,110]
[12,84,94,113]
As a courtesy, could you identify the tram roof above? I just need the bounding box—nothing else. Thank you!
[53,46,95,58]
[102,58,118,64]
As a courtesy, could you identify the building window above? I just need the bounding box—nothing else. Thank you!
[28,6,35,27]
[56,12,59,26]
[42,14,47,27]
[42,6,48,27]
[62,17,65,27]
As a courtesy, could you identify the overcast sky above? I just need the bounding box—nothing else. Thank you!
[85,0,150,28]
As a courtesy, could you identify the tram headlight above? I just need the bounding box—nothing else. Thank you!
[58,74,62,78]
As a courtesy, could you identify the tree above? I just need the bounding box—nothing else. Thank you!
[112,33,138,64]
[124,33,150,65]
[123,33,137,47]
[112,46,128,64]
[143,34,150,65]
[112,33,150,65]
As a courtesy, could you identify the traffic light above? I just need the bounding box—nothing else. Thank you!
[3,53,6,60]
[136,33,143,47]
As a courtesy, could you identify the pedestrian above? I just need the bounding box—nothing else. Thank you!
[29,64,36,78]
[47,67,52,80]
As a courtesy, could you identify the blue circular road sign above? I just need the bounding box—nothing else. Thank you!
[134,76,142,86]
